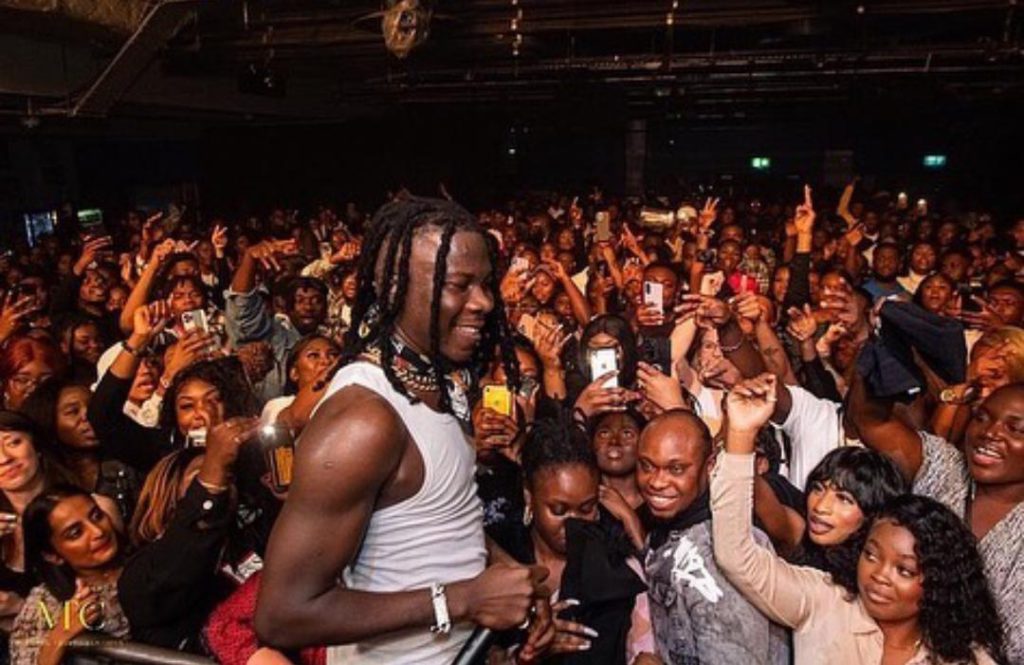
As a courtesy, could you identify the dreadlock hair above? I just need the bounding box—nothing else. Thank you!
[339,196,519,415]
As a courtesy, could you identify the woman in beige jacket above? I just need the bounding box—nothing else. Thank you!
[711,373,1005,665]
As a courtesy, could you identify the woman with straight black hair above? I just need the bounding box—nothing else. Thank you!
[792,446,909,588]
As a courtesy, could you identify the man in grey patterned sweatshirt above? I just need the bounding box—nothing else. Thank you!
[638,411,789,664]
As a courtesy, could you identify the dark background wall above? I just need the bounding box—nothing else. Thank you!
[0,95,1022,245]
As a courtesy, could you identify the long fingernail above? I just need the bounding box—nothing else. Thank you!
[563,598,581,607]
[578,641,592,651]
[582,627,600,638]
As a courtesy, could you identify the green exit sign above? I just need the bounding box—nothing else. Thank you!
[923,154,947,169]
[751,157,771,170]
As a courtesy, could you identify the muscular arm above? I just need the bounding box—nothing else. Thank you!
[256,390,446,648]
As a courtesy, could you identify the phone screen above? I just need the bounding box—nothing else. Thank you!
[589,348,619,389]
[596,212,611,242]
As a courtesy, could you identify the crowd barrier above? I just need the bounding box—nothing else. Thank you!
[64,635,215,665]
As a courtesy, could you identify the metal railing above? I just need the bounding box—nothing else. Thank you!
[65,634,214,665]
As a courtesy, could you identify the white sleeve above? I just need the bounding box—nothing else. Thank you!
[775,386,842,490]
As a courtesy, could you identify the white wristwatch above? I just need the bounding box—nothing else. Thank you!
[429,583,452,635]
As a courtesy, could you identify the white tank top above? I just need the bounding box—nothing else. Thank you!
[322,361,486,665]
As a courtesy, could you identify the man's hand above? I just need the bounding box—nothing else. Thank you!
[726,373,777,436]
[449,563,549,630]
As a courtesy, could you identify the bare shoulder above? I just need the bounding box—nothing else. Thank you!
[290,385,409,509]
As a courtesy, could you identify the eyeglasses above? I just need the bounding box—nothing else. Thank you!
[9,373,53,392]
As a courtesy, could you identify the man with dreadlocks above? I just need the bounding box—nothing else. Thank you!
[256,197,552,664]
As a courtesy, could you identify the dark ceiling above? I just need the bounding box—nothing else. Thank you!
[0,0,1022,126]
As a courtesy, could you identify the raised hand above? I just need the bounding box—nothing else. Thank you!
[150,238,177,266]
[532,319,569,369]
[73,235,113,276]
[731,292,763,324]
[636,361,686,411]
[698,197,720,231]
[959,297,1006,331]
[675,294,731,329]
[132,300,171,342]
[211,224,229,256]
[794,185,815,235]
[249,239,299,272]
[0,292,37,341]
[330,241,360,265]
[574,372,635,419]
[500,261,535,305]
[725,373,777,436]
[200,416,261,487]
[785,304,818,342]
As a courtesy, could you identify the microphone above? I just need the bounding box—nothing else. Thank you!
[451,626,493,665]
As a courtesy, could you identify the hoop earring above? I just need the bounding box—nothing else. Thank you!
[522,505,533,527]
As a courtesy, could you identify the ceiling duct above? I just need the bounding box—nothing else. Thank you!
[0,0,152,33]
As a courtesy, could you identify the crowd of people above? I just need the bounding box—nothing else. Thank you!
[0,177,1020,665]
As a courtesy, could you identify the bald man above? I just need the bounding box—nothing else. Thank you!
[638,410,789,665]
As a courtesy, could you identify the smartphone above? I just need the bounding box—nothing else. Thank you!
[181,309,209,334]
[959,284,983,313]
[517,313,538,340]
[0,512,17,524]
[482,384,514,418]
[261,424,295,493]
[643,281,664,314]
[737,274,756,295]
[596,212,611,242]
[589,348,619,389]
[185,428,207,448]
[640,336,673,376]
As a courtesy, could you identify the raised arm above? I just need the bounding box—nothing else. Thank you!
[711,373,827,629]
[119,239,176,335]
[255,389,540,649]
[542,260,591,326]
[847,367,923,482]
